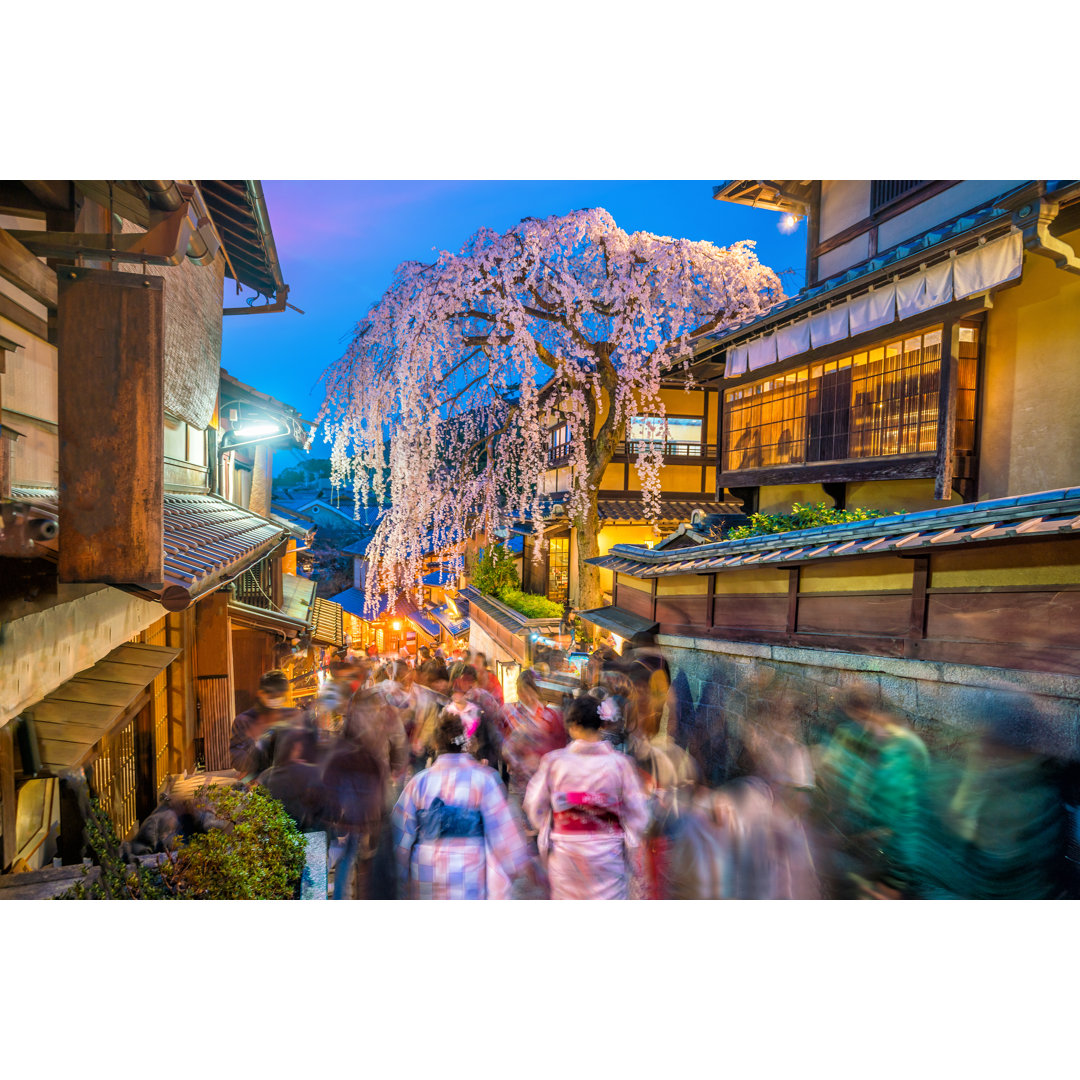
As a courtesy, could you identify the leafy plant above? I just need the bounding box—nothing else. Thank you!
[164,785,307,900]
[58,786,307,901]
[471,543,521,599]
[498,588,564,619]
[725,501,900,541]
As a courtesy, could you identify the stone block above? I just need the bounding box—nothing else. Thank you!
[301,830,328,900]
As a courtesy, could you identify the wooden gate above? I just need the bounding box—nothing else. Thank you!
[195,675,232,771]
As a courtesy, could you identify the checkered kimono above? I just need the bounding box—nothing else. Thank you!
[391,753,528,899]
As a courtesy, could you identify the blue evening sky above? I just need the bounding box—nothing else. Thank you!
[220,180,807,471]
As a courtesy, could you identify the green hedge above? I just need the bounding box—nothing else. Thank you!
[59,786,307,900]
[498,588,564,619]
[725,501,899,540]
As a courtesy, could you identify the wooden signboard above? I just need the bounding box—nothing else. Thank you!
[57,266,164,586]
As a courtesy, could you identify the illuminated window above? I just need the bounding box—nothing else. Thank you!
[547,537,569,604]
[722,325,976,473]
[547,422,570,465]
[628,416,704,456]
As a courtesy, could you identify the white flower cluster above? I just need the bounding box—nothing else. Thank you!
[316,209,781,615]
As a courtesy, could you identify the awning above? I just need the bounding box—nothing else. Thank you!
[310,597,345,647]
[32,643,180,775]
[430,604,471,638]
[725,231,1023,378]
[228,600,310,638]
[579,606,659,640]
[11,488,288,611]
[282,573,317,625]
[197,181,286,300]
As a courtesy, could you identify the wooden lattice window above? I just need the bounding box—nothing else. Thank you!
[723,327,945,472]
[92,717,138,839]
[547,537,570,604]
[954,325,980,453]
[870,180,928,212]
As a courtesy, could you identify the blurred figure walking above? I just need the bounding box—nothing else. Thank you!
[391,710,528,899]
[524,694,648,900]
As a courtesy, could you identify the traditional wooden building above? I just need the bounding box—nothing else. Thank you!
[581,179,1080,766]
[518,383,745,606]
[705,180,1080,514]
[0,179,317,873]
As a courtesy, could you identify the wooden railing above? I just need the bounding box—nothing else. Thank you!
[548,440,716,466]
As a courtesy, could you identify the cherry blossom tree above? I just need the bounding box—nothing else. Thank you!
[317,208,782,615]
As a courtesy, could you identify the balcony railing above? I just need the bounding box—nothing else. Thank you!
[620,439,716,460]
[547,440,716,467]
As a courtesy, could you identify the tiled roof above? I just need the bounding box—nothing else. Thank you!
[394,594,441,639]
[329,586,392,620]
[460,586,562,635]
[599,498,745,524]
[589,488,1080,578]
[11,488,287,611]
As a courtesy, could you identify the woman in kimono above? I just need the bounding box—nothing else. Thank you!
[523,694,649,900]
[391,709,528,900]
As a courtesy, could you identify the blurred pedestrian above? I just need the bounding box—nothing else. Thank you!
[229,670,304,781]
[523,694,648,900]
[391,710,529,899]
[502,669,568,800]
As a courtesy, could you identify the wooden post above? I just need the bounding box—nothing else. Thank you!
[57,266,164,585]
[651,577,658,622]
[714,386,724,501]
[0,724,17,871]
[706,573,715,630]
[786,566,800,635]
[935,322,960,501]
[905,555,930,658]
[700,388,710,493]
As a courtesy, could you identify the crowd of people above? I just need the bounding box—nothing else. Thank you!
[227,640,1080,900]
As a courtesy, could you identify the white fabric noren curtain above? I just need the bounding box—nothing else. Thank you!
[953,230,1023,299]
[726,343,748,377]
[747,333,778,371]
[809,303,850,349]
[847,282,897,336]
[775,319,811,360]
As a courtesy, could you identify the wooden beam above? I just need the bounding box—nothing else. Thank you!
[935,323,960,500]
[719,454,937,490]
[705,573,715,630]
[0,291,49,341]
[22,181,73,211]
[812,181,959,259]
[57,265,164,586]
[0,227,59,308]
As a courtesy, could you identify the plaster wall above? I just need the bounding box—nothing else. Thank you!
[979,238,1080,499]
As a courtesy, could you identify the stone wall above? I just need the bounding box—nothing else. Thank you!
[660,633,1080,784]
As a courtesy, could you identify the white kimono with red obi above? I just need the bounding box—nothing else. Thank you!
[523,740,649,900]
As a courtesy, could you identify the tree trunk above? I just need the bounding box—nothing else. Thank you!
[574,495,604,616]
